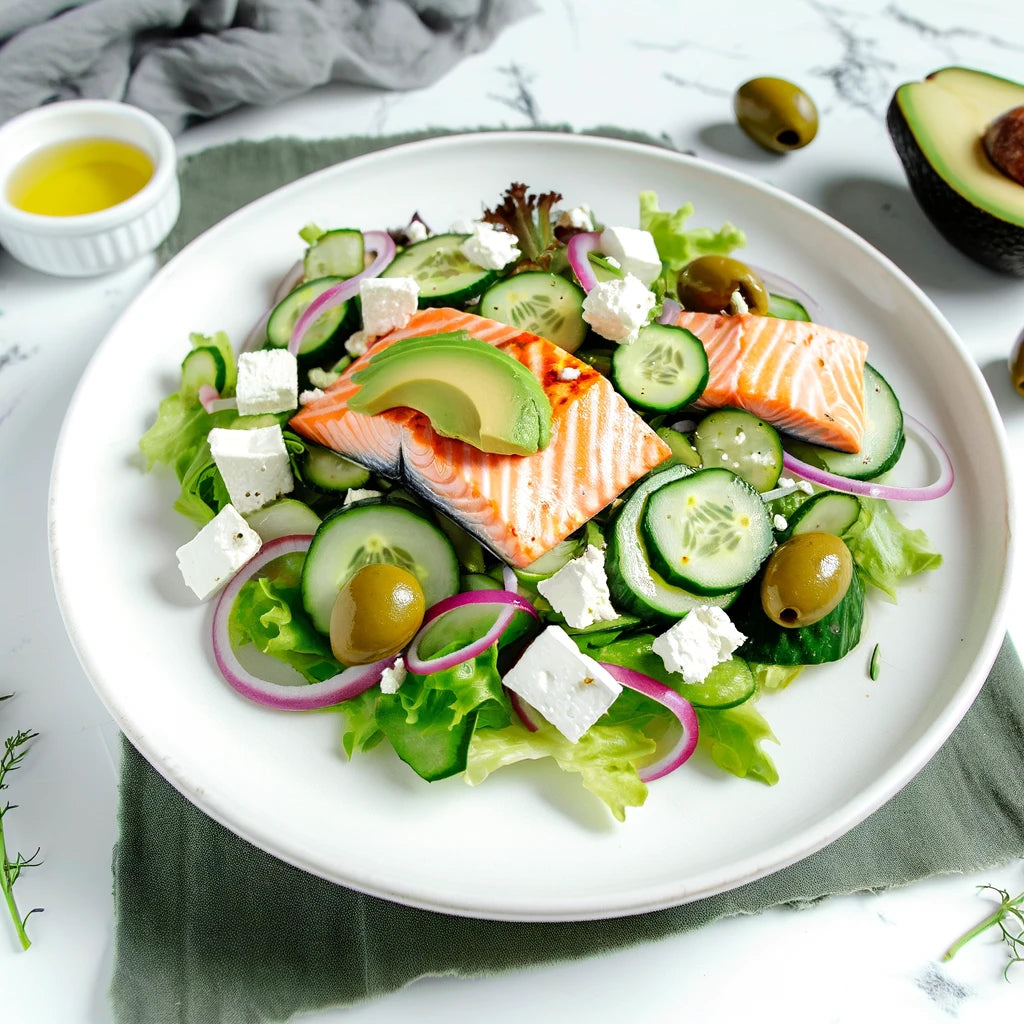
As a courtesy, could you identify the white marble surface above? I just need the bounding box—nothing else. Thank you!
[2,0,1023,1020]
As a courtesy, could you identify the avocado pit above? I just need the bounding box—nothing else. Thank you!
[984,105,1024,185]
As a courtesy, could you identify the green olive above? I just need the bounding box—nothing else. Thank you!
[760,532,853,628]
[676,255,770,315]
[329,564,425,665]
[734,77,819,153]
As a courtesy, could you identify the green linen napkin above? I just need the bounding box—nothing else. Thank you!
[112,130,1024,1024]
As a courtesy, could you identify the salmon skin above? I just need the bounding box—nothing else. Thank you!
[674,310,869,453]
[289,308,671,566]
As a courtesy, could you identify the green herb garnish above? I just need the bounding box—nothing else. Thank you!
[1,694,42,951]
[943,884,1024,981]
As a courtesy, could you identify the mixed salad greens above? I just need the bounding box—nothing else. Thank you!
[140,184,948,821]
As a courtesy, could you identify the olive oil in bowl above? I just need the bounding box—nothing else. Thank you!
[6,137,154,217]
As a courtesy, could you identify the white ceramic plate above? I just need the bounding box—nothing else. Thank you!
[49,133,1014,921]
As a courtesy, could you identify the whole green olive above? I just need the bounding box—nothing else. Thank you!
[734,77,819,153]
[330,563,425,665]
[760,532,853,628]
[676,255,770,315]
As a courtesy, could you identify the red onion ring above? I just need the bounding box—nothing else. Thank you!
[289,230,397,356]
[211,534,394,710]
[749,265,826,322]
[598,662,699,782]
[782,414,954,501]
[407,590,538,675]
[197,384,238,414]
[657,296,682,324]
[507,687,540,732]
[566,231,602,292]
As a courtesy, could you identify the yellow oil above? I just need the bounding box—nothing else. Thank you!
[6,137,154,217]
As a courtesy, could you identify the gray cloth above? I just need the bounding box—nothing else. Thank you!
[0,0,534,134]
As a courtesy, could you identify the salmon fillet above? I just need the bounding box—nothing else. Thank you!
[289,308,671,566]
[674,311,868,453]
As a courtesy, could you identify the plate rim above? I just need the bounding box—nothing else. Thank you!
[48,130,1016,921]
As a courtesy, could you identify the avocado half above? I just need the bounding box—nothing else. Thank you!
[887,66,1024,275]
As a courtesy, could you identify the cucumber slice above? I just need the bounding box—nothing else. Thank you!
[513,537,584,583]
[612,323,709,412]
[478,271,587,352]
[693,408,783,492]
[180,346,226,397]
[301,444,371,493]
[376,692,475,782]
[767,293,811,321]
[304,229,364,280]
[783,363,905,480]
[380,233,497,306]
[654,427,702,470]
[301,504,458,634]
[243,498,322,542]
[606,464,740,620]
[641,468,775,595]
[787,491,862,537]
[266,276,353,365]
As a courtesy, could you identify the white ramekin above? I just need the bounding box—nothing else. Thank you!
[0,100,180,277]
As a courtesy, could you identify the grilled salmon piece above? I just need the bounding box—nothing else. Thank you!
[290,308,671,566]
[674,311,869,453]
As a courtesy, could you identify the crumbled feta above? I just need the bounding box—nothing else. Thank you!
[405,219,429,243]
[558,366,581,382]
[501,625,622,743]
[581,273,656,345]
[379,657,407,694]
[729,289,749,315]
[557,204,595,231]
[778,476,796,489]
[797,480,815,495]
[299,387,325,406]
[208,424,294,514]
[360,277,419,337]
[449,216,473,234]
[652,606,747,685]
[235,349,298,415]
[460,222,521,271]
[343,487,383,505]
[344,331,369,357]
[598,226,662,286]
[175,504,262,600]
[773,513,789,531]
[536,544,618,630]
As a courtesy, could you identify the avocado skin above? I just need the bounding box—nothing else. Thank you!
[886,90,1024,276]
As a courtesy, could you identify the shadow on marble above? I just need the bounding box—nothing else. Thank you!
[814,174,1020,300]
[697,121,781,164]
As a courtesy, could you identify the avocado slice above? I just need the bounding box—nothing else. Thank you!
[887,66,1024,275]
[349,335,553,456]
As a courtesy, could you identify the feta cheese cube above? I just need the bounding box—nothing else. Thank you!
[598,226,662,286]
[460,222,520,270]
[175,504,262,600]
[502,625,622,743]
[581,273,656,345]
[536,544,618,630]
[208,424,294,514]
[379,657,407,694]
[773,513,789,531]
[564,204,594,231]
[235,349,298,415]
[360,276,419,337]
[652,606,747,684]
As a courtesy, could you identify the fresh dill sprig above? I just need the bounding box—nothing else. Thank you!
[0,693,42,951]
[943,884,1024,981]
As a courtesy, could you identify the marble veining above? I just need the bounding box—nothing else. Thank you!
[0,341,32,374]
[489,62,541,125]
[886,4,1024,58]
[913,963,971,1017]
